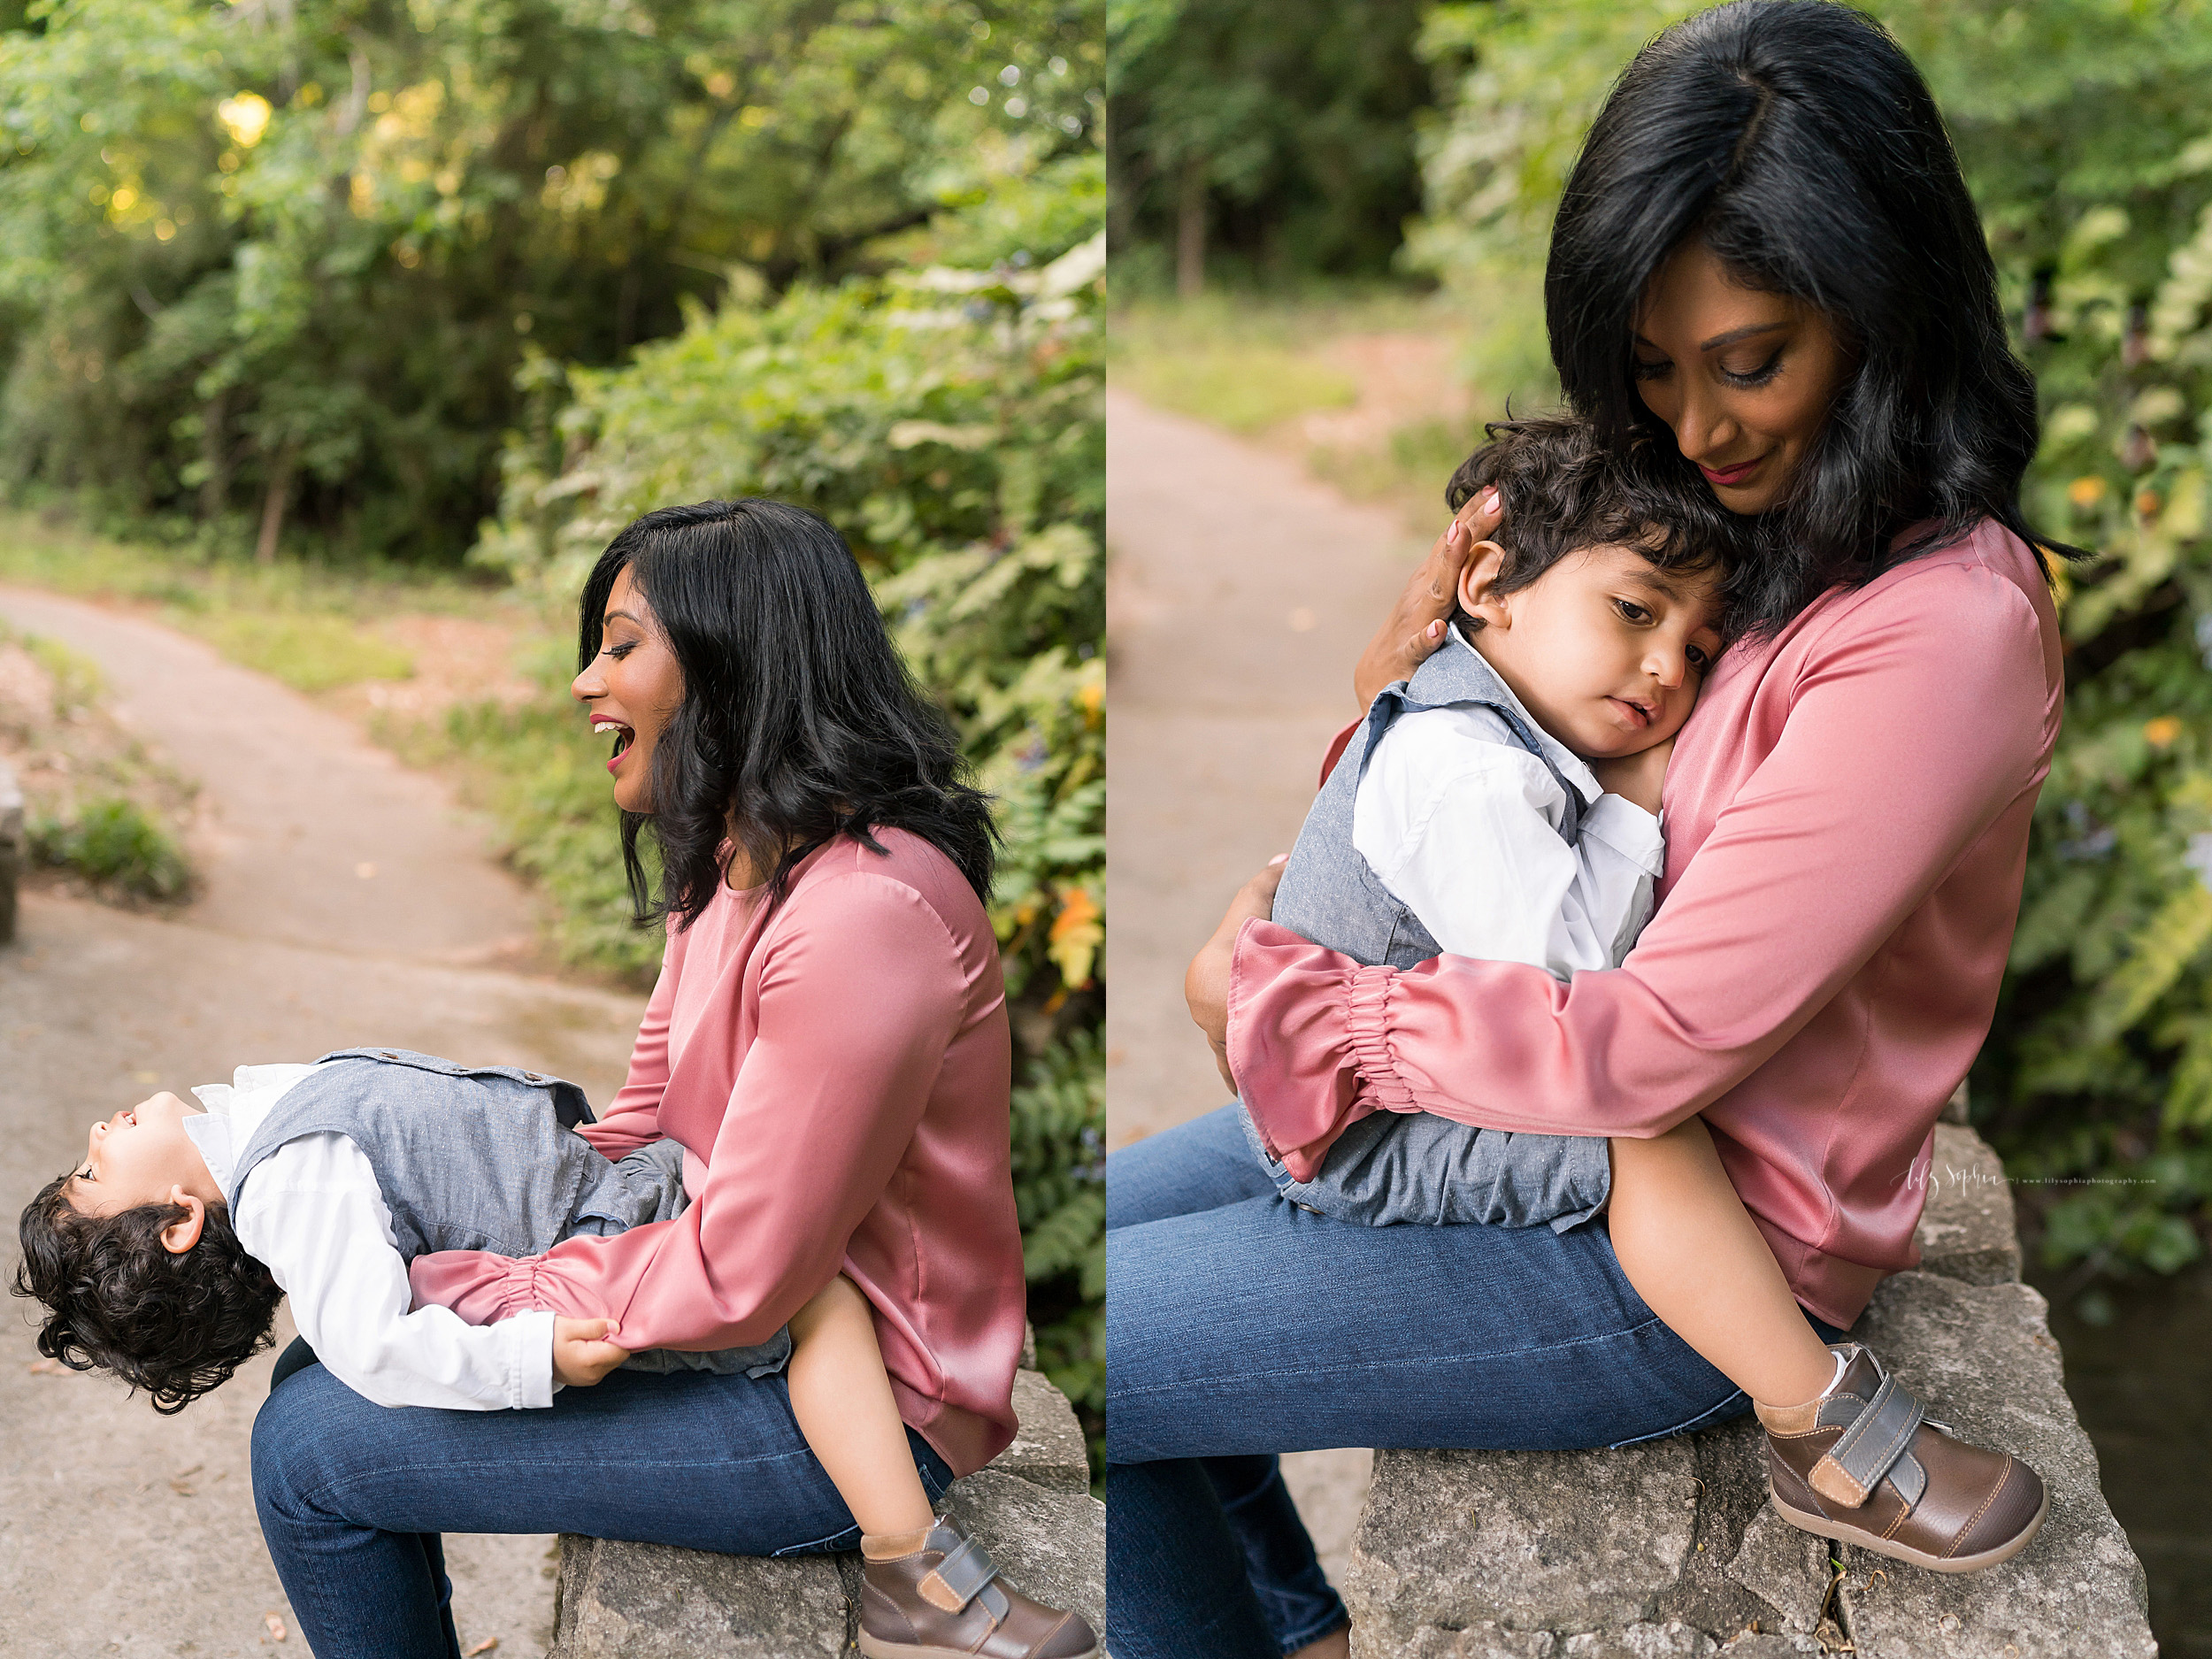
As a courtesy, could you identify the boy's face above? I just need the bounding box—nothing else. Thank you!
[1458,541,1723,761]
[66,1091,219,1219]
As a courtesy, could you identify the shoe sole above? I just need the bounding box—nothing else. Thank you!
[1770,1482,2050,1574]
[857,1636,1098,1659]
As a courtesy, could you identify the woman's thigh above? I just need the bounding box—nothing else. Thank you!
[1107,1192,1816,1463]
[252,1360,954,1555]
[1106,1101,1274,1232]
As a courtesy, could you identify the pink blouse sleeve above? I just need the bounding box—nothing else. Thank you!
[410,873,964,1348]
[1234,561,2052,1160]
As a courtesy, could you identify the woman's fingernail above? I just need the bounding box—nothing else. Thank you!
[1427,619,1443,639]
[1481,488,1499,511]
[1270,854,1290,865]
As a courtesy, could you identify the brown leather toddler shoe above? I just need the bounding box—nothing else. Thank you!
[1755,1343,2049,1573]
[857,1514,1098,1659]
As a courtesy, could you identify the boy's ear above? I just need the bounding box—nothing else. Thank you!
[1457,540,1513,630]
[159,1188,205,1255]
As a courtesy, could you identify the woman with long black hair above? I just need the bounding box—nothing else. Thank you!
[1110,4,2069,1653]
[249,499,1093,1659]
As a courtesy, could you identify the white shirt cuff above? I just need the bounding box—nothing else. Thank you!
[503,1310,558,1409]
[1581,792,1666,874]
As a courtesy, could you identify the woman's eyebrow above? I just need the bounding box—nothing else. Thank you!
[602,608,643,626]
[1697,320,1788,352]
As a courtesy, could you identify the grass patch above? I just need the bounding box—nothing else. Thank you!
[22,634,104,713]
[1114,341,1357,434]
[29,795,191,900]
[198,612,415,694]
[0,507,514,692]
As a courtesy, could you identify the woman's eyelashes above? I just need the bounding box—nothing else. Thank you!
[1630,349,1785,388]
[1720,349,1784,388]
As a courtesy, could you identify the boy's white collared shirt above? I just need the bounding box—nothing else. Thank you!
[184,1064,555,1410]
[1351,627,1667,979]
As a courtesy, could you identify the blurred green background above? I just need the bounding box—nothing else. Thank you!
[0,0,1103,1471]
[1112,0,2212,1638]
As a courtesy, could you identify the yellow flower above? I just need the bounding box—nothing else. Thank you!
[1048,886,1103,991]
[2145,716,2183,748]
[2069,475,2108,508]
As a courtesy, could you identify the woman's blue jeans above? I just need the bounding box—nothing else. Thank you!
[250,1356,954,1659]
[1105,1104,1850,1659]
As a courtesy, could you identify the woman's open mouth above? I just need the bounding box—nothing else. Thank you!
[592,718,636,773]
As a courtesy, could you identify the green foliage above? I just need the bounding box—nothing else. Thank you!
[29,795,190,899]
[473,166,1107,1455]
[1410,0,2212,1282]
[0,0,1100,561]
[1107,0,1433,283]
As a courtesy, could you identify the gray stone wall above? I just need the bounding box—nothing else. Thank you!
[548,1367,1102,1658]
[1344,1125,2158,1658]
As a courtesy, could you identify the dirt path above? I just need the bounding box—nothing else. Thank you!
[0,587,649,1658]
[1104,388,1437,1591]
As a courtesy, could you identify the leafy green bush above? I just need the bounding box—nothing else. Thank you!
[1409,0,2212,1287]
[0,0,1100,563]
[472,165,1108,1463]
[30,795,190,900]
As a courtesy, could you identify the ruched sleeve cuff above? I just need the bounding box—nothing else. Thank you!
[409,1250,615,1329]
[1229,918,1405,1178]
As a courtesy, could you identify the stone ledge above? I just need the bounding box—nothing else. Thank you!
[1343,1125,2155,1658]
[548,1368,1102,1658]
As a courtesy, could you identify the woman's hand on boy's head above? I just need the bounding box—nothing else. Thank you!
[551,1317,631,1387]
[1354,488,1506,710]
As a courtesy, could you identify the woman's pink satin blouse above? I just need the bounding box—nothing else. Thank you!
[408,829,1025,1476]
[1234,518,2064,1330]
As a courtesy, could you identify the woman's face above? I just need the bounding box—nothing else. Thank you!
[573,565,685,814]
[1631,240,1853,515]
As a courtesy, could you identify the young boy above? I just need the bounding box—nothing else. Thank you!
[14,1047,1095,1659]
[1243,416,2048,1573]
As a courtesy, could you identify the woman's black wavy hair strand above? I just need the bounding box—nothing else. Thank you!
[578,498,997,929]
[1545,0,2077,633]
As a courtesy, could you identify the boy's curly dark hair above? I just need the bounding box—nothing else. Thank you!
[12,1173,281,1414]
[1445,415,1743,630]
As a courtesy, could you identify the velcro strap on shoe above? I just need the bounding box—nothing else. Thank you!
[1809,1371,1925,1508]
[918,1534,1001,1613]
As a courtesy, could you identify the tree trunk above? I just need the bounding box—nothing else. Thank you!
[198,388,232,523]
[1177,157,1207,299]
[256,442,298,565]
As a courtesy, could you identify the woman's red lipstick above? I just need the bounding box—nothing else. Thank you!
[1699,457,1762,488]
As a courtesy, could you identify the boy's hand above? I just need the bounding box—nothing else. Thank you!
[552,1317,631,1387]
[1187,855,1290,1094]
[1590,737,1675,816]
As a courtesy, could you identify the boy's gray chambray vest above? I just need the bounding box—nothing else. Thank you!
[223,1048,789,1377]
[1246,634,1613,1233]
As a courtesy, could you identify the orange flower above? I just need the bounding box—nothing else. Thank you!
[2145,716,2183,748]
[1048,885,1103,991]
[2069,476,2108,508]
